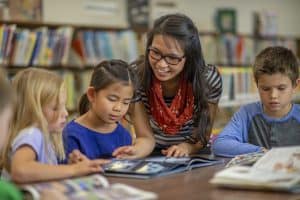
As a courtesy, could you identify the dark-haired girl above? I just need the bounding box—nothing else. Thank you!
[63,59,139,160]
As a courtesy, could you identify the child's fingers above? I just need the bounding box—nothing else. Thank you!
[88,159,111,173]
[73,149,87,159]
[68,154,82,164]
[70,149,89,162]
[92,159,111,165]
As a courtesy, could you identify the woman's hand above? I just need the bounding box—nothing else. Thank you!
[161,143,192,157]
[161,141,204,157]
[112,145,138,159]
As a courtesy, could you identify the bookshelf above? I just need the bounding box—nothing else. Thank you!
[198,32,300,134]
[198,32,300,106]
[1,20,299,126]
[0,20,140,114]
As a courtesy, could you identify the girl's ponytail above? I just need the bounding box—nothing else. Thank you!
[78,93,89,115]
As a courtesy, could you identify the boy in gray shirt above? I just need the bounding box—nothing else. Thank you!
[213,46,300,157]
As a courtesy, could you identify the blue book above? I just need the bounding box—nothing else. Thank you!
[103,155,223,179]
[96,31,113,60]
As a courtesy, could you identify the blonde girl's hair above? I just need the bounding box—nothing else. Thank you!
[2,68,66,171]
[0,68,16,169]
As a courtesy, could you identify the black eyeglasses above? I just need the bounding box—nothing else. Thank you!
[148,47,185,65]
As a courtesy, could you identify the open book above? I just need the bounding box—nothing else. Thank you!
[210,146,300,193]
[103,155,223,179]
[225,152,265,168]
[21,174,157,200]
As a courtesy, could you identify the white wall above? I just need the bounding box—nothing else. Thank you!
[43,0,128,28]
[43,0,300,36]
[151,0,300,36]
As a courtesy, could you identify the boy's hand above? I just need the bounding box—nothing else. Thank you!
[112,145,138,159]
[260,147,268,153]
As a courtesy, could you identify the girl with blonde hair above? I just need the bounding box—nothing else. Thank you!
[1,68,108,183]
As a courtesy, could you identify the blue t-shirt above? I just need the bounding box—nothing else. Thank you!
[212,102,300,157]
[63,120,132,160]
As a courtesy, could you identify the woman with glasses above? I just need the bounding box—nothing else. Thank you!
[113,13,222,158]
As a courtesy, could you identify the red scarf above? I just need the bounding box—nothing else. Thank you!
[149,76,194,135]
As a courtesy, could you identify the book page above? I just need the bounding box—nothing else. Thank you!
[253,146,300,174]
[22,174,109,200]
[99,183,157,200]
[103,158,179,175]
[22,174,157,200]
[212,146,300,189]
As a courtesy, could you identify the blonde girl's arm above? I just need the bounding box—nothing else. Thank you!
[11,145,109,184]
[113,102,155,159]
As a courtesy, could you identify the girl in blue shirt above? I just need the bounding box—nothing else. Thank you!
[63,59,139,160]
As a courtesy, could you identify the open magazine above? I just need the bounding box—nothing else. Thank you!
[103,155,223,179]
[210,146,300,193]
[21,174,157,200]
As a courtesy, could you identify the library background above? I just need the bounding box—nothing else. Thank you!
[0,0,300,135]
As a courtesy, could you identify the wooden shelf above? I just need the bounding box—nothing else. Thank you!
[0,20,129,31]
[219,94,259,108]
[4,65,95,71]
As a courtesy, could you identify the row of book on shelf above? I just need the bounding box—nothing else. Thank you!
[0,24,139,67]
[219,67,259,107]
[201,33,298,66]
[1,23,298,68]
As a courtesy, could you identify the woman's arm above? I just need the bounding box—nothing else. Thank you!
[206,102,218,141]
[10,145,108,183]
[113,102,155,159]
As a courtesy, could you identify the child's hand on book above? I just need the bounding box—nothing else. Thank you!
[72,158,110,176]
[68,149,89,164]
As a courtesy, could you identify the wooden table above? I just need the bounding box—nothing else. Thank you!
[107,161,300,200]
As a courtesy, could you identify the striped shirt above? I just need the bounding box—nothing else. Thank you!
[138,65,222,148]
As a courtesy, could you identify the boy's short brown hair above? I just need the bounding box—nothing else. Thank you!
[253,46,299,86]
